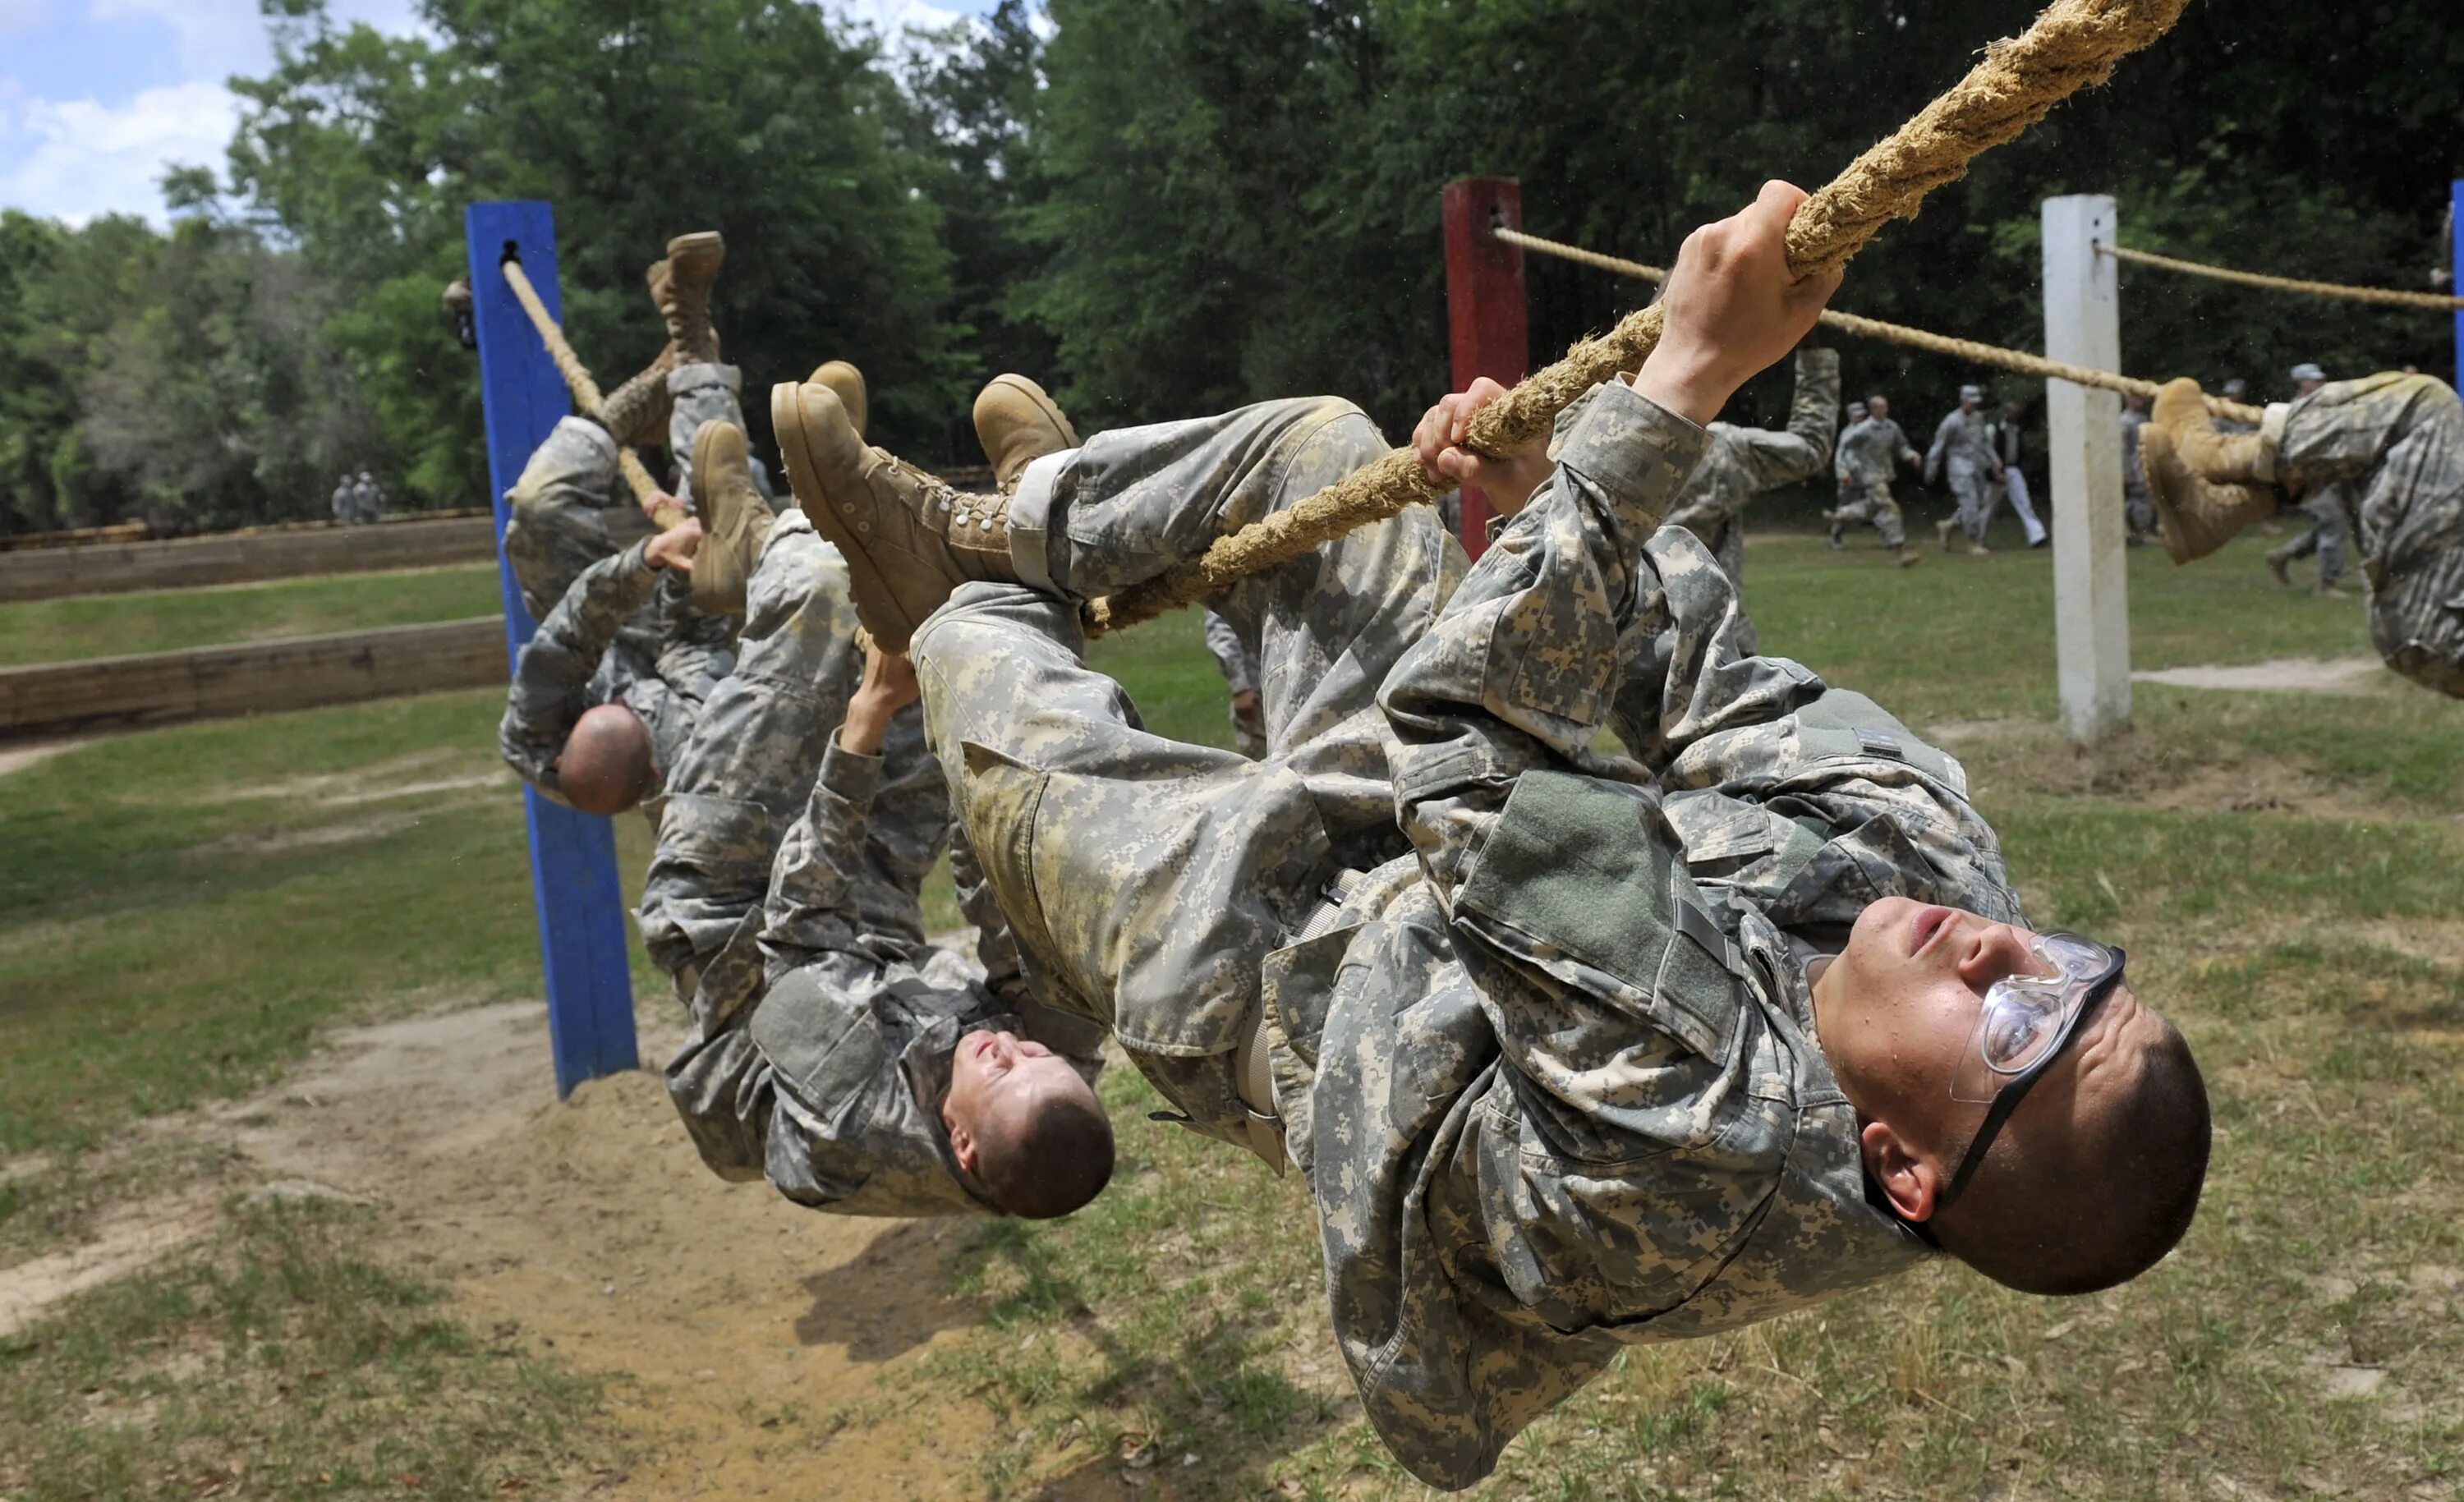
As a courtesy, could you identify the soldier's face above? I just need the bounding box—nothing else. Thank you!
[1868,398,1890,420]
[1812,898,2159,1223]
[943,1029,1086,1169]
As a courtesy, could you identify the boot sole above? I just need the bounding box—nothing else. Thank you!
[687,420,757,616]
[771,382,925,653]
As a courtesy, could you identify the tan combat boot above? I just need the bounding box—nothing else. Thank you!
[972,374,1080,492]
[2140,417,2276,566]
[687,420,775,616]
[772,380,1015,651]
[807,361,869,439]
[1896,544,1924,568]
[2150,376,2277,485]
[646,232,725,365]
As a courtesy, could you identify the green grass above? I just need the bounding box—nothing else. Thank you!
[0,1197,612,1500]
[0,564,501,668]
[0,536,2457,1498]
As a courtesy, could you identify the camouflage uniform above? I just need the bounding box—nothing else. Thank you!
[634,511,867,990]
[915,385,2023,1487]
[2269,373,2464,695]
[499,416,657,622]
[1201,604,1268,758]
[495,418,733,815]
[665,363,780,507]
[1662,346,1840,649]
[2273,482,2354,589]
[2119,404,2157,535]
[1832,413,1919,548]
[1927,403,1999,543]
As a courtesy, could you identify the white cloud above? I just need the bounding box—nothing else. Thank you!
[87,0,269,76]
[0,80,237,224]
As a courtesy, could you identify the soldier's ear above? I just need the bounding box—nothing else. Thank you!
[946,1118,979,1172]
[1860,1119,1940,1224]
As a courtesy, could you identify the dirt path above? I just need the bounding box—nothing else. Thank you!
[2,999,1017,1499]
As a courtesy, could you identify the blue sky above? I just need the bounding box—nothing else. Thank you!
[0,0,1003,225]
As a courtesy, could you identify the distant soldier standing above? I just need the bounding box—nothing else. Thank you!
[1928,384,2002,555]
[2119,393,2157,542]
[1201,607,1268,759]
[1827,393,1924,566]
[2264,364,2354,595]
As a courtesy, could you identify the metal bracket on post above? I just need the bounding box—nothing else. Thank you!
[2043,194,2132,745]
[464,200,641,1097]
[1441,178,1531,564]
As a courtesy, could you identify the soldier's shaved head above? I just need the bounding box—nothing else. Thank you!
[558,704,658,815]
[944,1029,1113,1219]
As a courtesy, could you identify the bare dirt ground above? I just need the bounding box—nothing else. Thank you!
[0,999,1023,1500]
[2131,655,2389,694]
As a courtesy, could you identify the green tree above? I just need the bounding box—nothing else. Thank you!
[224,0,966,506]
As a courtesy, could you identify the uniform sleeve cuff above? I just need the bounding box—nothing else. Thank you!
[1552,379,1709,517]
[553,414,618,461]
[820,738,885,801]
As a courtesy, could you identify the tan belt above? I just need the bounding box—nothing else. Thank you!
[1231,871,1366,1173]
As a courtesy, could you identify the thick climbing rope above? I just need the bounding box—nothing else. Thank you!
[1087,0,2195,634]
[1495,227,2267,425]
[499,256,687,529]
[2096,242,2464,312]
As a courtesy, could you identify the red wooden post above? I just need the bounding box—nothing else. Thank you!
[1441,178,1530,563]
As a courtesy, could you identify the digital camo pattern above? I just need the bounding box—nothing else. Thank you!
[2119,403,2156,533]
[665,739,1001,1217]
[1336,380,2013,1486]
[1835,411,1919,487]
[1980,417,2048,545]
[1202,604,1268,757]
[1833,411,1919,549]
[637,512,867,982]
[665,362,779,507]
[1928,404,1998,541]
[917,397,1461,1159]
[1664,347,1839,644]
[497,416,734,814]
[2273,485,2352,587]
[919,383,2017,1488]
[2277,372,2464,695]
[499,416,654,622]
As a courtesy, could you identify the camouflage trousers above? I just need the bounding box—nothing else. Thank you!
[2269,490,2351,586]
[2124,480,2158,537]
[1945,463,1993,543]
[1830,478,1908,549]
[637,510,932,985]
[913,397,1462,1088]
[2280,374,2464,696]
[499,416,655,622]
[666,362,779,508]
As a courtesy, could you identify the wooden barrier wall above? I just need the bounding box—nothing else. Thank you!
[0,517,498,603]
[0,617,506,737]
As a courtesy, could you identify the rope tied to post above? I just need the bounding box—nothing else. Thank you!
[1495,227,2266,426]
[2096,242,2464,312]
[1087,0,2196,634]
[499,255,685,528]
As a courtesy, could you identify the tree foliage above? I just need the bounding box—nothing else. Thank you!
[2,0,2457,535]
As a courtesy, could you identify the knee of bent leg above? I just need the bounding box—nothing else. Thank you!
[1287,397,1388,478]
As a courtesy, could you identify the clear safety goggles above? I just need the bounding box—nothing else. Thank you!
[1936,932,2127,1211]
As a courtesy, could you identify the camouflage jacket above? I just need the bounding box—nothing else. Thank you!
[1202,606,1261,697]
[1270,380,2022,1490]
[667,740,1007,1217]
[498,537,734,813]
[1835,415,1918,486]
[1664,348,1840,549]
[1926,406,1997,480]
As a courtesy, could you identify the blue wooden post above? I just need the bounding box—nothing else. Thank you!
[465,200,640,1096]
[2453,181,2462,393]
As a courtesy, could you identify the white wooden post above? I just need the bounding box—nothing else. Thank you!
[2043,195,2131,743]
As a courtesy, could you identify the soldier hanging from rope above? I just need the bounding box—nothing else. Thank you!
[2140,365,2464,696]
[765,181,2210,1490]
